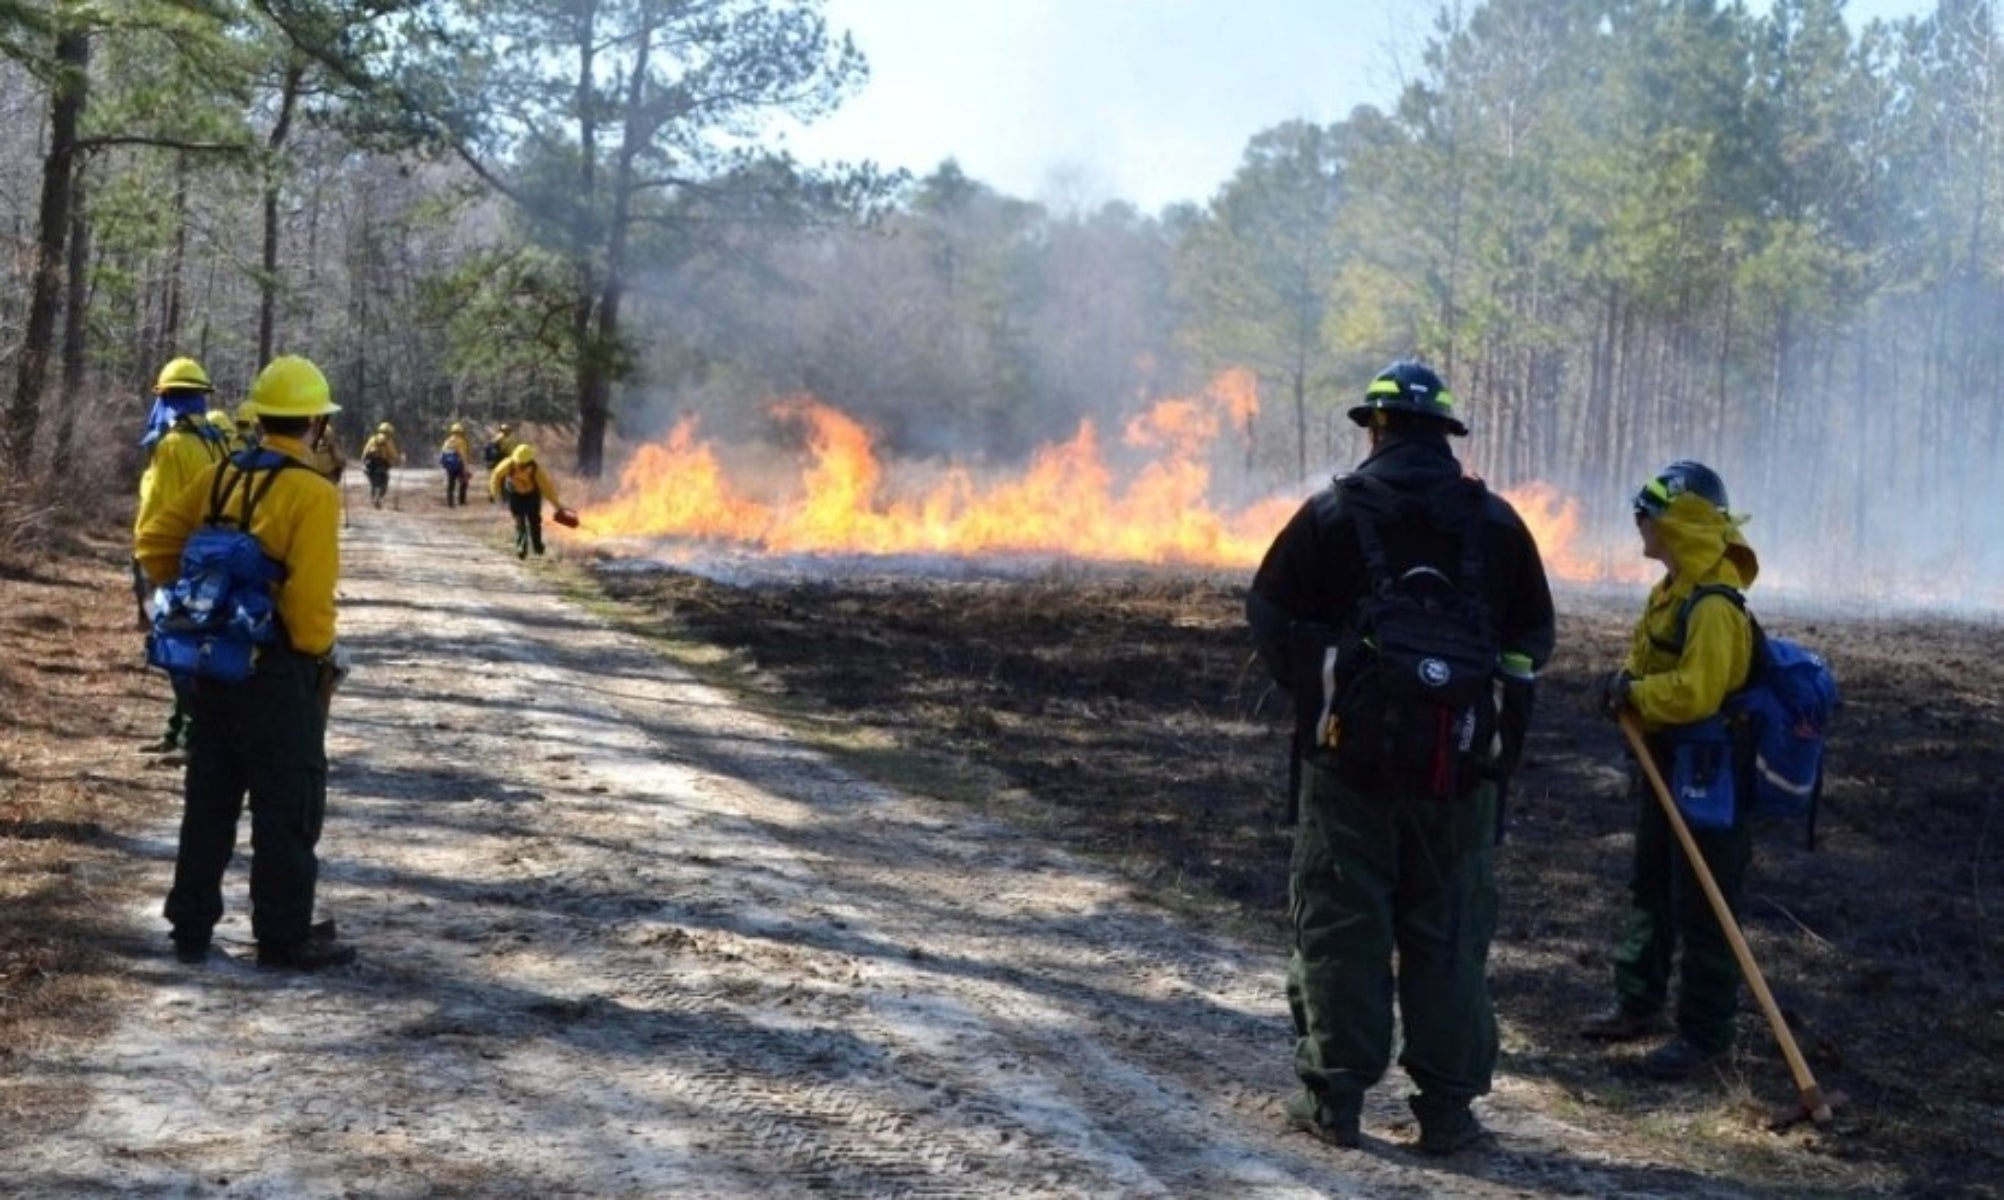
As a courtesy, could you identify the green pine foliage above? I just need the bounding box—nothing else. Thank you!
[0,0,1999,572]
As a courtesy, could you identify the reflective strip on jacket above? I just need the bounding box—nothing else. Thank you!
[134,434,342,657]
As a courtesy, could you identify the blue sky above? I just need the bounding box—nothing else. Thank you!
[778,0,1939,215]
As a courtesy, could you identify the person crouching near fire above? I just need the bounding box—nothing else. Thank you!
[489,442,564,559]
[1584,460,1759,1081]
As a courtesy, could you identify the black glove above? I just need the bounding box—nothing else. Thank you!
[1598,670,1634,720]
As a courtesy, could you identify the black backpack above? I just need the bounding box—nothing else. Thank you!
[1309,475,1500,799]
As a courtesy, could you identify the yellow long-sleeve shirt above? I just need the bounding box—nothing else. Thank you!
[441,432,472,464]
[135,435,342,658]
[489,458,561,508]
[133,419,228,541]
[1621,493,1761,731]
[361,433,403,466]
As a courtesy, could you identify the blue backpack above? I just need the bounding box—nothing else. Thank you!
[1674,585,1840,846]
[440,448,464,473]
[146,450,296,683]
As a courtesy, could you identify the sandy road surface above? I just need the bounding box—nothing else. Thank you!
[12,494,1737,1198]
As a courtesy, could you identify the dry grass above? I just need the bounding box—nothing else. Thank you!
[0,401,175,1147]
[0,530,166,1142]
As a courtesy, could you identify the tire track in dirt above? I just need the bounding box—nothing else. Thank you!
[10,487,1765,1197]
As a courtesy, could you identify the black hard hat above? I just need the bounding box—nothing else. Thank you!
[1633,460,1730,517]
[1348,360,1468,436]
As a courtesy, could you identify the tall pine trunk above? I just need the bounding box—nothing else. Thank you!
[259,61,305,364]
[4,26,88,469]
[53,163,93,478]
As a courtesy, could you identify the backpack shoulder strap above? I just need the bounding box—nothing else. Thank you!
[1341,474,1488,593]
[1449,476,1488,590]
[240,454,297,530]
[1337,475,1399,591]
[205,459,247,526]
[172,414,227,461]
[1651,582,1745,655]
[205,450,297,530]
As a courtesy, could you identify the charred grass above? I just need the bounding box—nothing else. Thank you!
[6,492,2001,1194]
[592,561,2004,1197]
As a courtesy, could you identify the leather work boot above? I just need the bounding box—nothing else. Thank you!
[1284,1090,1361,1149]
[170,936,210,964]
[1641,1036,1726,1081]
[1579,1004,1669,1042]
[257,937,358,971]
[1409,1095,1492,1157]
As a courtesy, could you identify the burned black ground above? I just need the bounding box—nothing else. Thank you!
[595,563,2004,1196]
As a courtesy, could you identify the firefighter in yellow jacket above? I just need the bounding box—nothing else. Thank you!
[135,355,357,971]
[206,408,242,452]
[480,422,518,503]
[490,442,562,559]
[360,422,402,507]
[1585,460,1760,1080]
[306,420,345,483]
[439,421,473,507]
[133,357,230,754]
[233,399,262,452]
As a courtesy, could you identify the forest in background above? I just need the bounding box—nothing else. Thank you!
[1,0,2001,598]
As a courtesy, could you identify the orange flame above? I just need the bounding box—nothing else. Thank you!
[1498,480,1655,585]
[586,377,1619,580]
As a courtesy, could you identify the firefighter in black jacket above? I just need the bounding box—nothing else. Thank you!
[1247,361,1555,1155]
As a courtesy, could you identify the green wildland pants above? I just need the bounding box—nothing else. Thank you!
[1611,757,1753,1054]
[1288,759,1499,1118]
[164,647,329,951]
[506,488,544,557]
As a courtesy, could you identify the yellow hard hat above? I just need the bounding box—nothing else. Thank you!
[377,421,394,435]
[511,443,535,465]
[247,355,339,418]
[497,422,514,434]
[154,356,214,395]
[234,400,258,425]
[449,421,464,434]
[205,409,233,431]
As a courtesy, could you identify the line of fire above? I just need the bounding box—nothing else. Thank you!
[561,371,1791,599]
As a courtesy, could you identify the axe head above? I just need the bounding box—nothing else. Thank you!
[1767,1087,1845,1131]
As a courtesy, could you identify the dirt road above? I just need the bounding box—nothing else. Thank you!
[12,494,1782,1198]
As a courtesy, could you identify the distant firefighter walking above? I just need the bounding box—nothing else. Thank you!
[489,443,566,559]
[481,423,519,502]
[439,422,472,507]
[360,423,402,508]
